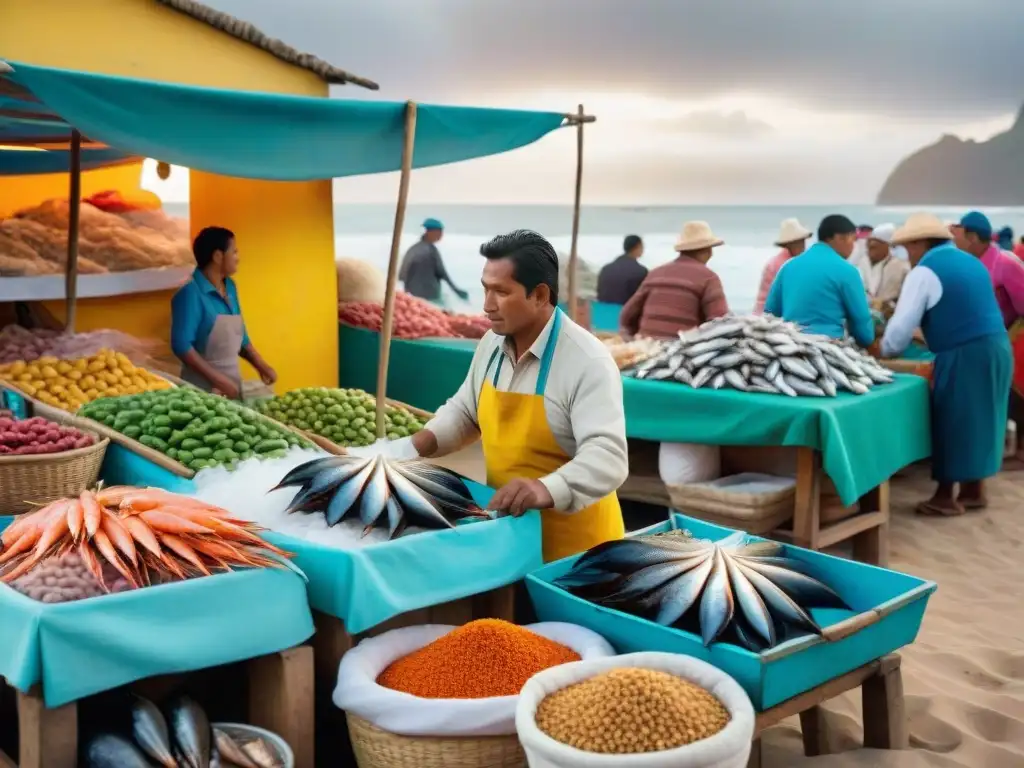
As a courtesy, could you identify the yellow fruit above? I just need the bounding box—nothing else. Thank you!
[30,379,45,391]
[67,370,83,381]
[37,356,57,366]
[17,373,32,383]
[56,361,72,374]
[85,388,99,399]
[8,360,26,375]
[21,383,37,396]
[73,358,88,372]
[81,374,96,388]
[41,365,58,379]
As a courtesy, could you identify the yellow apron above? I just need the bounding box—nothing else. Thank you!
[477,309,625,563]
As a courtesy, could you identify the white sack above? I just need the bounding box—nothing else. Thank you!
[516,652,755,768]
[658,442,721,486]
[333,622,615,737]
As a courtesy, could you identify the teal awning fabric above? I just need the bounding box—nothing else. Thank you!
[0,147,135,176]
[1,61,568,181]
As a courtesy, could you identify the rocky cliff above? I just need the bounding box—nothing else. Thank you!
[877,104,1024,205]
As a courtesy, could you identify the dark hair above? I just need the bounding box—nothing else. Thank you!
[480,230,559,306]
[818,215,857,242]
[623,234,643,253]
[192,226,235,269]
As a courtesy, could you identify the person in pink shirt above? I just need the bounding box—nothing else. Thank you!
[954,211,1024,459]
[1014,237,1024,261]
[754,218,812,314]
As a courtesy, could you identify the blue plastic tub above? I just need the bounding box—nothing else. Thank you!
[525,513,936,710]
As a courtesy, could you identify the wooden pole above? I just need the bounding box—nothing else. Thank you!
[64,129,82,334]
[566,104,585,322]
[375,102,418,438]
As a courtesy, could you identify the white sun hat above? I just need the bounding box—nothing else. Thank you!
[868,223,896,244]
[674,220,725,252]
[891,213,954,246]
[774,218,813,246]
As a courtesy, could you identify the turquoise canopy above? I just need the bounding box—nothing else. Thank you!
[0,61,568,180]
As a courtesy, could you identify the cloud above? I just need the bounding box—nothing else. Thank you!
[661,110,774,139]
[206,0,1024,120]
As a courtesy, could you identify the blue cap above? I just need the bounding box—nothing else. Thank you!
[959,211,992,240]
[423,218,444,231]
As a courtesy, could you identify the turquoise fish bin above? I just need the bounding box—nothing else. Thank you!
[525,513,936,711]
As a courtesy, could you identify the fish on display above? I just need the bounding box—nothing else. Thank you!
[621,314,895,397]
[131,696,176,768]
[84,734,154,768]
[553,529,849,651]
[167,696,211,768]
[273,455,489,540]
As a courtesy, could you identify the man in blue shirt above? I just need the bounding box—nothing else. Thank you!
[764,214,875,346]
[170,227,276,400]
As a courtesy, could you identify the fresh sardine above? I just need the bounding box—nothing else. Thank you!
[699,550,735,646]
[672,367,694,384]
[131,696,175,768]
[85,734,152,768]
[723,369,749,391]
[323,458,377,525]
[737,559,847,608]
[167,696,211,768]
[773,372,798,397]
[358,457,390,531]
[765,359,781,381]
[785,374,826,397]
[647,367,674,381]
[707,351,744,369]
[383,461,453,529]
[647,553,715,626]
[736,562,820,634]
[690,350,721,368]
[710,372,727,390]
[691,367,718,389]
[780,356,818,381]
[724,555,775,646]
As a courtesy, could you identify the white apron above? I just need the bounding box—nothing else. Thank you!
[180,313,245,400]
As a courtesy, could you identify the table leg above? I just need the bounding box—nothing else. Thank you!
[862,655,907,749]
[799,705,830,756]
[793,448,822,550]
[17,688,77,768]
[248,647,315,768]
[853,481,891,566]
[746,737,762,768]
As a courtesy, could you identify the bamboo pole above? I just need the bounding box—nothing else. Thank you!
[64,129,82,334]
[566,104,585,322]
[375,101,418,438]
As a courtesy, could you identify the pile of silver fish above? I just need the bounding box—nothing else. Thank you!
[623,314,895,396]
[272,455,489,539]
[554,530,849,651]
[84,695,284,767]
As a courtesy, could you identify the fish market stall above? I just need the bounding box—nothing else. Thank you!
[526,513,933,765]
[617,315,932,565]
[0,487,316,768]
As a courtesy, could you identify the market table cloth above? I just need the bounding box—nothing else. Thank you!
[0,531,314,707]
[623,373,931,505]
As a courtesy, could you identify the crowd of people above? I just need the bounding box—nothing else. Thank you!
[601,211,1024,518]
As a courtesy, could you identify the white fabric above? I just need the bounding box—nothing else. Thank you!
[516,652,755,768]
[425,311,628,513]
[881,265,943,358]
[332,623,615,737]
[658,442,721,486]
[346,436,419,461]
[869,223,896,245]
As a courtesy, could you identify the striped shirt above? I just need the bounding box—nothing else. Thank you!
[619,255,729,338]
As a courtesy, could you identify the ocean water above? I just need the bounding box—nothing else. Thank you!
[172,203,1024,314]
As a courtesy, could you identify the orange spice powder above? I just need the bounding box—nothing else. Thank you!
[376,619,580,699]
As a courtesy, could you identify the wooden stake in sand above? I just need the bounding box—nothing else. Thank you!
[566,104,587,322]
[64,129,83,334]
[375,101,418,438]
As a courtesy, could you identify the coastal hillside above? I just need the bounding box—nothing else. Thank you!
[877,103,1024,205]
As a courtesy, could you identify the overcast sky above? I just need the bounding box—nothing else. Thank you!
[147,0,1024,205]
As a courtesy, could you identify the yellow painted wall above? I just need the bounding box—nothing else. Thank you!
[190,174,338,392]
[2,0,341,390]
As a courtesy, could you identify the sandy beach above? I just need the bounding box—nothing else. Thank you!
[437,447,1024,768]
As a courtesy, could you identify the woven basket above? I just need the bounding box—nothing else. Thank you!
[346,715,526,768]
[0,415,108,515]
[667,474,796,534]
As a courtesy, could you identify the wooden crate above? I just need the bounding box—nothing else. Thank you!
[0,645,314,768]
[312,585,515,765]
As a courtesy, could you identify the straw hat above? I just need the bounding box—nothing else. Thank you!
[774,218,813,246]
[891,213,953,246]
[674,221,724,252]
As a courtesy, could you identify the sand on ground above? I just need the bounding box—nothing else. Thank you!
[435,445,1024,768]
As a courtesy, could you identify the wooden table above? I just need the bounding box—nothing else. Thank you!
[2,645,314,768]
[748,653,906,767]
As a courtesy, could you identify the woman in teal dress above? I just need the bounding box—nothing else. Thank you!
[881,214,1012,516]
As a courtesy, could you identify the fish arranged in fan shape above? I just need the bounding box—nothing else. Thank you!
[622,313,895,397]
[554,530,849,651]
[271,455,489,539]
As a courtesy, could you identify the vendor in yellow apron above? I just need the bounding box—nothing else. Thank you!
[477,309,625,562]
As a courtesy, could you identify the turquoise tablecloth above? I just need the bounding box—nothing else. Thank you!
[0,541,314,707]
[104,442,542,634]
[624,374,931,505]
